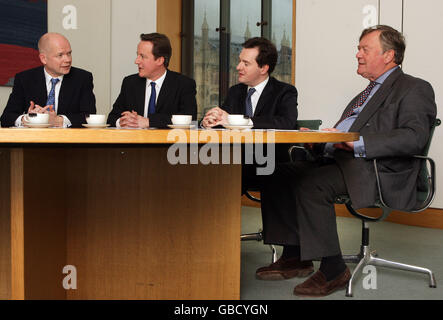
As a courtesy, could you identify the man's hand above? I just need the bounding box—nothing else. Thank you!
[202,106,228,128]
[27,101,47,114]
[46,106,64,127]
[120,111,149,128]
[322,128,355,151]
[299,127,315,149]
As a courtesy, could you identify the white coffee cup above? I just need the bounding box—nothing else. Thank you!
[171,115,192,125]
[24,113,49,124]
[227,114,249,126]
[86,114,106,125]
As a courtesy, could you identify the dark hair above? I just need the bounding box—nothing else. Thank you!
[360,25,406,65]
[242,37,278,74]
[140,33,172,68]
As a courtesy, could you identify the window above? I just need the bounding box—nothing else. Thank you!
[183,0,294,118]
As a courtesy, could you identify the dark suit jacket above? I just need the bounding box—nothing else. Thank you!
[221,76,298,129]
[107,70,197,128]
[0,66,96,127]
[332,68,437,210]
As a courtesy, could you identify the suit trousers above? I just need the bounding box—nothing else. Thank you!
[260,159,348,261]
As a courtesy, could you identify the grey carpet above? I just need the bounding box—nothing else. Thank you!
[240,206,443,300]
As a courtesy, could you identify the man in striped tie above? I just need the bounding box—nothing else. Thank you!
[1,33,96,128]
[257,25,436,297]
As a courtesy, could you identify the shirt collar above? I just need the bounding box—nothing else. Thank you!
[374,66,399,85]
[248,76,269,96]
[43,68,64,85]
[147,70,167,89]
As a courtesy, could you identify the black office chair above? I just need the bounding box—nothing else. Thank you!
[241,120,323,263]
[337,118,440,297]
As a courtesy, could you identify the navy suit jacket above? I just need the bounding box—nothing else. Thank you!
[0,66,96,127]
[107,70,197,128]
[221,76,298,129]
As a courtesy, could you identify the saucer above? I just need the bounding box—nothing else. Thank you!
[82,124,110,128]
[23,122,51,128]
[167,124,196,129]
[223,125,253,130]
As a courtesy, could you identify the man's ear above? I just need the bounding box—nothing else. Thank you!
[39,53,46,65]
[384,49,395,64]
[260,64,269,75]
[156,56,165,66]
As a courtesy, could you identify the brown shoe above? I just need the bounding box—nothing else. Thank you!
[256,257,314,280]
[293,267,351,297]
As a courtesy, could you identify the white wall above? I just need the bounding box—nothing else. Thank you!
[0,0,157,116]
[296,0,442,208]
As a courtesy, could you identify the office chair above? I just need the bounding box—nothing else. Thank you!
[241,120,323,263]
[337,118,440,297]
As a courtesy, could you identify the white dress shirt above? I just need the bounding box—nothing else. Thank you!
[15,68,71,127]
[247,76,269,125]
[116,70,167,127]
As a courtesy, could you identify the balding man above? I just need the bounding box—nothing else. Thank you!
[1,33,96,127]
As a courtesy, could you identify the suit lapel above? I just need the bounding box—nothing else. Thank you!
[58,71,73,114]
[35,67,48,106]
[350,68,403,131]
[135,76,147,115]
[254,78,273,116]
[155,70,171,112]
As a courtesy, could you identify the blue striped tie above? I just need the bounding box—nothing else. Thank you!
[46,78,60,112]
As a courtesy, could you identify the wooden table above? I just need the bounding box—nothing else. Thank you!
[0,128,359,300]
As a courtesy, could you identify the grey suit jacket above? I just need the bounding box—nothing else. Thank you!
[334,68,436,211]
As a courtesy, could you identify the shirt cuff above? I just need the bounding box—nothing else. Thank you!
[354,136,366,158]
[60,115,72,128]
[15,115,25,127]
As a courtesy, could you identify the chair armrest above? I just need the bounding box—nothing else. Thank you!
[372,155,436,213]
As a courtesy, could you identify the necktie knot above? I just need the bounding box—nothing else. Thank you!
[345,81,377,118]
[51,78,60,86]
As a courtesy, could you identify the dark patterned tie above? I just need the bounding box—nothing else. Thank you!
[46,78,60,112]
[148,82,157,115]
[345,81,377,118]
[245,88,256,117]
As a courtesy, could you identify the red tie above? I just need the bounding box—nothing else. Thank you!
[345,81,377,118]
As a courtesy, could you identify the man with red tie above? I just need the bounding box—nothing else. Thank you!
[256,25,436,297]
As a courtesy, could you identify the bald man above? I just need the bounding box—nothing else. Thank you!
[1,33,96,127]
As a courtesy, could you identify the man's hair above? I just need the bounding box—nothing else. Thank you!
[242,37,278,74]
[360,25,406,65]
[140,33,172,68]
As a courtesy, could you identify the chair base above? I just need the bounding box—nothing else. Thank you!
[241,231,278,263]
[343,245,437,297]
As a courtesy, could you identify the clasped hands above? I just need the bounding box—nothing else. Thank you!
[24,101,63,127]
[299,127,354,151]
[119,110,149,128]
[201,106,229,128]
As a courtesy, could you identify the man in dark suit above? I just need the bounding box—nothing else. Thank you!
[202,37,298,193]
[1,33,96,128]
[256,25,436,297]
[202,37,298,130]
[107,33,197,128]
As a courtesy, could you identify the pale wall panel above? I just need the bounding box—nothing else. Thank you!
[402,0,443,208]
[295,0,378,127]
[111,0,157,107]
[48,0,111,115]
